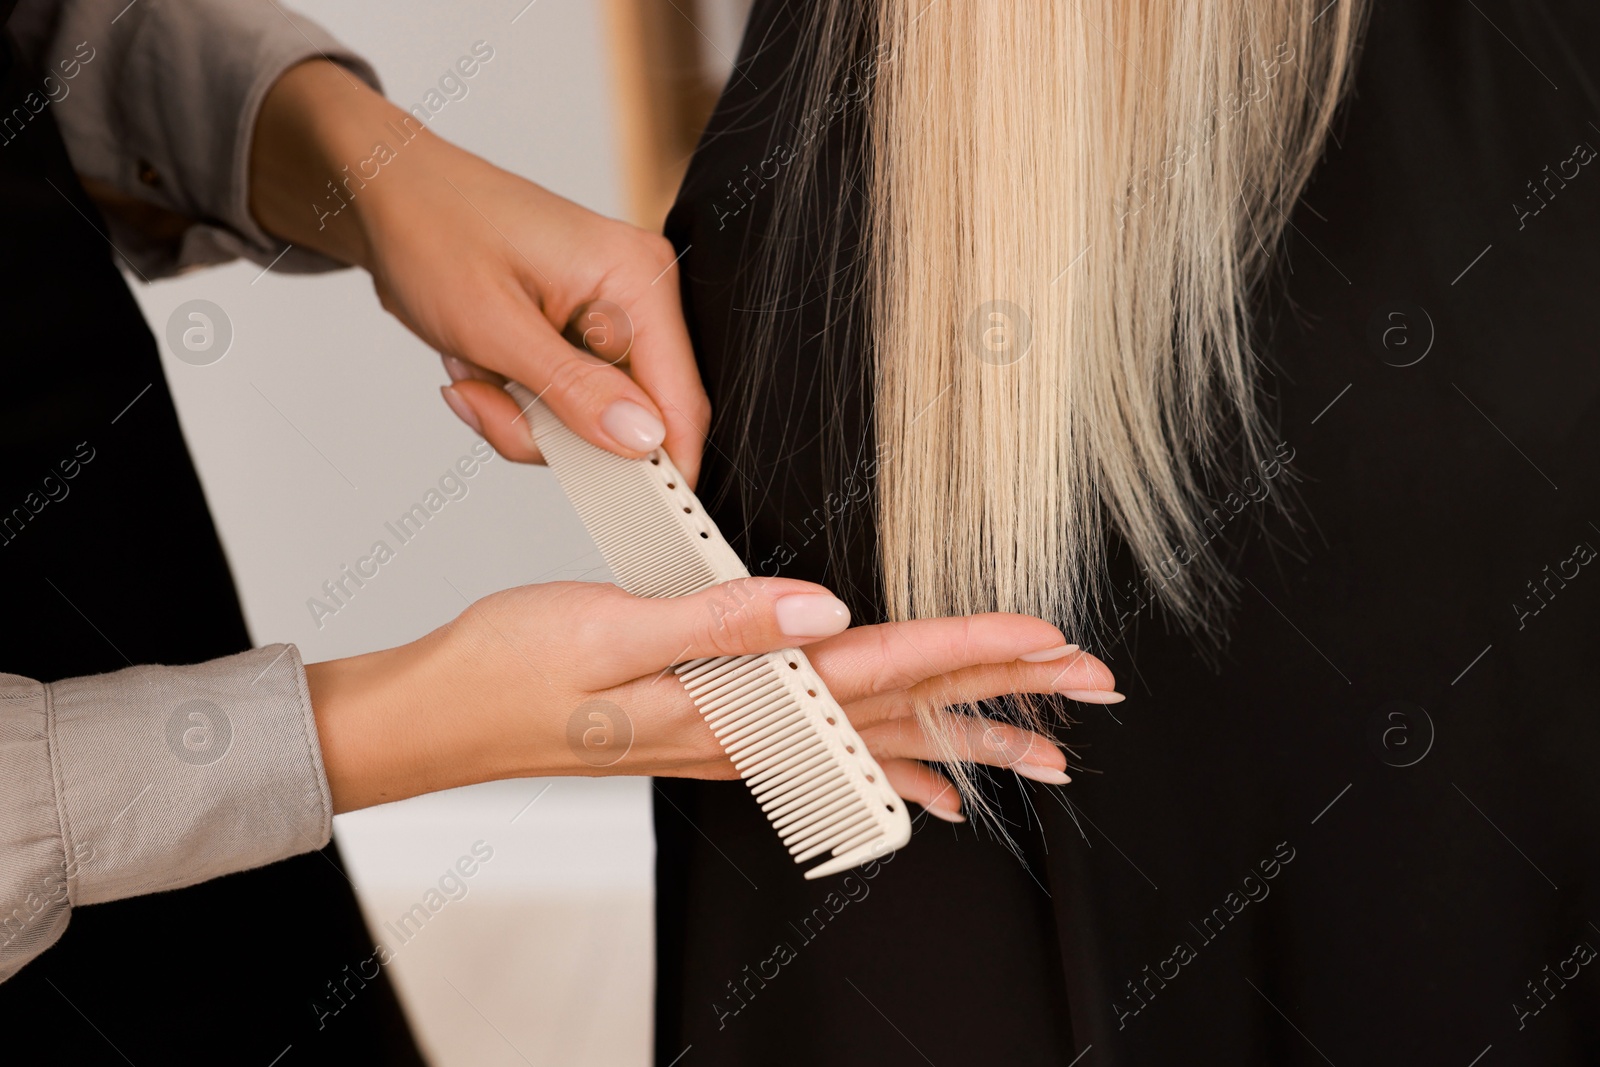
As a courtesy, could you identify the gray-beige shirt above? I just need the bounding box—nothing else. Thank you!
[2,0,378,982]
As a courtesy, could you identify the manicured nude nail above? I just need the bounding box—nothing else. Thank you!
[775,594,851,637]
[600,399,666,451]
[1013,762,1071,786]
[440,385,482,435]
[442,354,477,382]
[1020,643,1079,662]
[923,804,966,824]
[1060,688,1125,704]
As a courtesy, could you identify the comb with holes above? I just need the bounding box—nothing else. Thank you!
[507,382,911,878]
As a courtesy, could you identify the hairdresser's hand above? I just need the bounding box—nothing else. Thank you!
[306,578,1118,822]
[251,60,709,482]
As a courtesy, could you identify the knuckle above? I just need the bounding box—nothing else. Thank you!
[692,600,750,659]
[542,352,605,407]
[977,723,1011,760]
[870,626,919,695]
[702,580,767,637]
[681,390,712,430]
[568,584,626,648]
[641,232,678,269]
[569,613,607,654]
[956,616,977,660]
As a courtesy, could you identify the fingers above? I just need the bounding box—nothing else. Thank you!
[560,299,636,367]
[443,378,545,463]
[580,578,854,685]
[437,350,533,461]
[803,613,1079,705]
[442,352,506,389]
[441,302,708,486]
[880,759,964,822]
[840,651,1118,730]
[628,334,709,488]
[453,283,671,461]
[615,284,710,486]
[857,713,1069,783]
[568,233,708,486]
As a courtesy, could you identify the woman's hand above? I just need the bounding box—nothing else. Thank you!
[306,578,1120,822]
[250,60,710,482]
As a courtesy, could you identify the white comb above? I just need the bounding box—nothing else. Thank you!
[507,382,912,878]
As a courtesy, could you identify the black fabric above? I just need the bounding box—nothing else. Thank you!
[656,1,1600,1063]
[0,32,422,1065]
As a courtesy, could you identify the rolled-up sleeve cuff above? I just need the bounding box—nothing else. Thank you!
[0,644,332,981]
[39,0,381,276]
[0,674,71,981]
[51,644,333,905]
[123,0,380,274]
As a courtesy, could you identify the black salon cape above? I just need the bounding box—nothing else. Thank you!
[0,21,422,1065]
[654,1,1600,1063]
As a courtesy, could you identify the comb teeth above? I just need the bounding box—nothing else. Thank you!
[676,653,906,875]
[527,400,723,597]
[510,383,912,878]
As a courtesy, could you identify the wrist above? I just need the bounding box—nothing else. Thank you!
[305,633,467,812]
[251,59,438,270]
[305,613,574,812]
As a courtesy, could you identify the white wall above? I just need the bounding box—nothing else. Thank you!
[127,2,666,1063]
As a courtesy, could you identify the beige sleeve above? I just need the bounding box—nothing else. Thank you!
[6,0,382,277]
[0,644,333,982]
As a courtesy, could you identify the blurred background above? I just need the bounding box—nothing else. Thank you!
[124,0,749,1062]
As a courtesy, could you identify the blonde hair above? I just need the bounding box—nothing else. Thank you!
[735,1,1364,649]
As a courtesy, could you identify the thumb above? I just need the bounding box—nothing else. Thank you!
[587,578,852,684]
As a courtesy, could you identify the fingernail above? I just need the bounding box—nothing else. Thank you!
[775,593,851,638]
[1014,762,1071,786]
[1020,643,1079,662]
[442,354,477,382]
[600,399,666,451]
[440,385,482,435]
[1060,688,1125,704]
[923,804,966,824]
